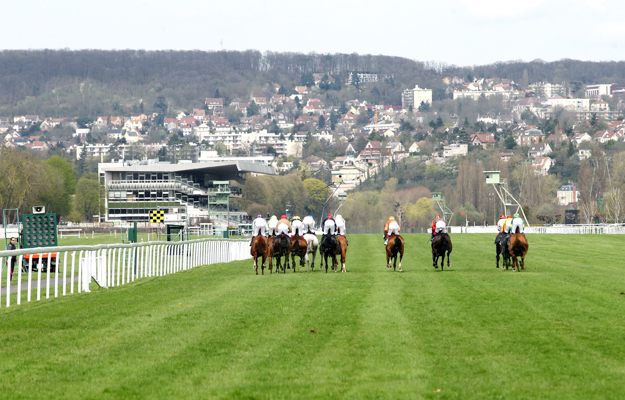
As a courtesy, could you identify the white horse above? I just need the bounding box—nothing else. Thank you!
[303,233,319,272]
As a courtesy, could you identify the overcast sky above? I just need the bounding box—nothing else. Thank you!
[2,0,622,66]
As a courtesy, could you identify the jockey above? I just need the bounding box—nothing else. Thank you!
[302,215,315,234]
[431,215,443,238]
[435,219,447,234]
[497,214,507,234]
[291,216,304,237]
[322,214,336,235]
[276,214,290,237]
[335,214,348,246]
[268,215,279,236]
[278,214,292,232]
[335,214,346,236]
[503,215,514,234]
[250,214,267,246]
[511,213,525,235]
[384,216,400,245]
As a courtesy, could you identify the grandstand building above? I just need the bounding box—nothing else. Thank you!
[98,161,275,224]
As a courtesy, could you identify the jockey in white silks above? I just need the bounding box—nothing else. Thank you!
[335,214,346,236]
[302,215,315,234]
[253,215,267,236]
[291,216,304,237]
[511,213,525,235]
[322,215,336,235]
[250,215,267,246]
[384,216,400,245]
[497,214,507,234]
[435,219,447,234]
[268,215,278,236]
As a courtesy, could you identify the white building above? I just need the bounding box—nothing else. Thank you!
[544,97,590,112]
[585,84,612,98]
[401,85,433,109]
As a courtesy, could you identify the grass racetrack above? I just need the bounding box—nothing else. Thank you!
[1,233,625,399]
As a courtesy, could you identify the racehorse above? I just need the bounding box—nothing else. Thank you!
[303,233,319,272]
[250,235,269,275]
[385,234,404,272]
[272,233,291,273]
[319,234,340,273]
[495,232,512,270]
[336,236,348,272]
[431,233,452,270]
[266,236,275,273]
[508,229,528,272]
[290,234,307,272]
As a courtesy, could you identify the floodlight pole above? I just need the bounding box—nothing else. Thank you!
[483,171,530,227]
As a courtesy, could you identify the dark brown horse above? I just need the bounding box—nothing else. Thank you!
[336,236,348,272]
[431,233,452,270]
[272,233,291,273]
[508,230,528,272]
[251,235,269,275]
[320,234,339,273]
[266,236,275,273]
[495,232,512,269]
[290,234,307,272]
[385,234,404,272]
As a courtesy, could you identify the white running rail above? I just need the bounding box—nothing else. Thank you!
[0,238,251,309]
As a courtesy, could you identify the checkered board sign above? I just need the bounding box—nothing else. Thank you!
[149,210,165,223]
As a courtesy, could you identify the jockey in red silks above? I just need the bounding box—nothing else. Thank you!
[497,214,507,234]
[277,214,291,236]
[431,215,443,238]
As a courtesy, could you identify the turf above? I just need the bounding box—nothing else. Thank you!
[1,233,624,399]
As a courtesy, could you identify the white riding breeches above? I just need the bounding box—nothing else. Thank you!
[292,220,303,236]
[253,219,267,236]
[387,221,400,236]
[276,223,289,236]
[511,218,524,234]
[302,217,315,232]
[497,219,505,233]
[435,220,447,233]
[323,220,336,235]
[268,221,278,235]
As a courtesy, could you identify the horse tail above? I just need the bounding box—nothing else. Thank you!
[515,226,521,234]
[513,238,523,256]
[393,235,402,252]
[293,239,300,253]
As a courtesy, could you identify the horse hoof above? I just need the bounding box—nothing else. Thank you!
[399,267,402,272]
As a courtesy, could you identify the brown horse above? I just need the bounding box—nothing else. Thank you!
[431,233,452,270]
[290,234,307,272]
[508,230,528,272]
[251,235,269,275]
[385,234,404,272]
[336,236,348,272]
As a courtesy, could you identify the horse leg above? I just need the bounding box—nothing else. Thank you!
[261,254,265,275]
[399,251,403,272]
[341,250,346,273]
[432,250,438,269]
[393,254,397,272]
[253,255,258,275]
[496,244,500,268]
[291,253,296,273]
[447,251,450,269]
[387,252,391,269]
[441,252,445,271]
[521,255,525,271]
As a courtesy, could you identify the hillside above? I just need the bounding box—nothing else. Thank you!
[2,50,625,117]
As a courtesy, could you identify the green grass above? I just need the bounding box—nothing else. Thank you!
[1,234,624,399]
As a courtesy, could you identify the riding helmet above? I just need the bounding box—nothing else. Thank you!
[500,214,506,219]
[281,215,287,219]
[293,216,300,220]
[257,215,263,218]
[514,213,520,218]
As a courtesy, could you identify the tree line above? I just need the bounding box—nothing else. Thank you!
[0,148,102,222]
[2,50,625,117]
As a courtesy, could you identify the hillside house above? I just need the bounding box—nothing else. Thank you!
[528,143,552,158]
[470,133,496,148]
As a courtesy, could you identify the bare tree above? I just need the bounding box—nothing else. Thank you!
[580,200,598,225]
[604,187,625,224]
